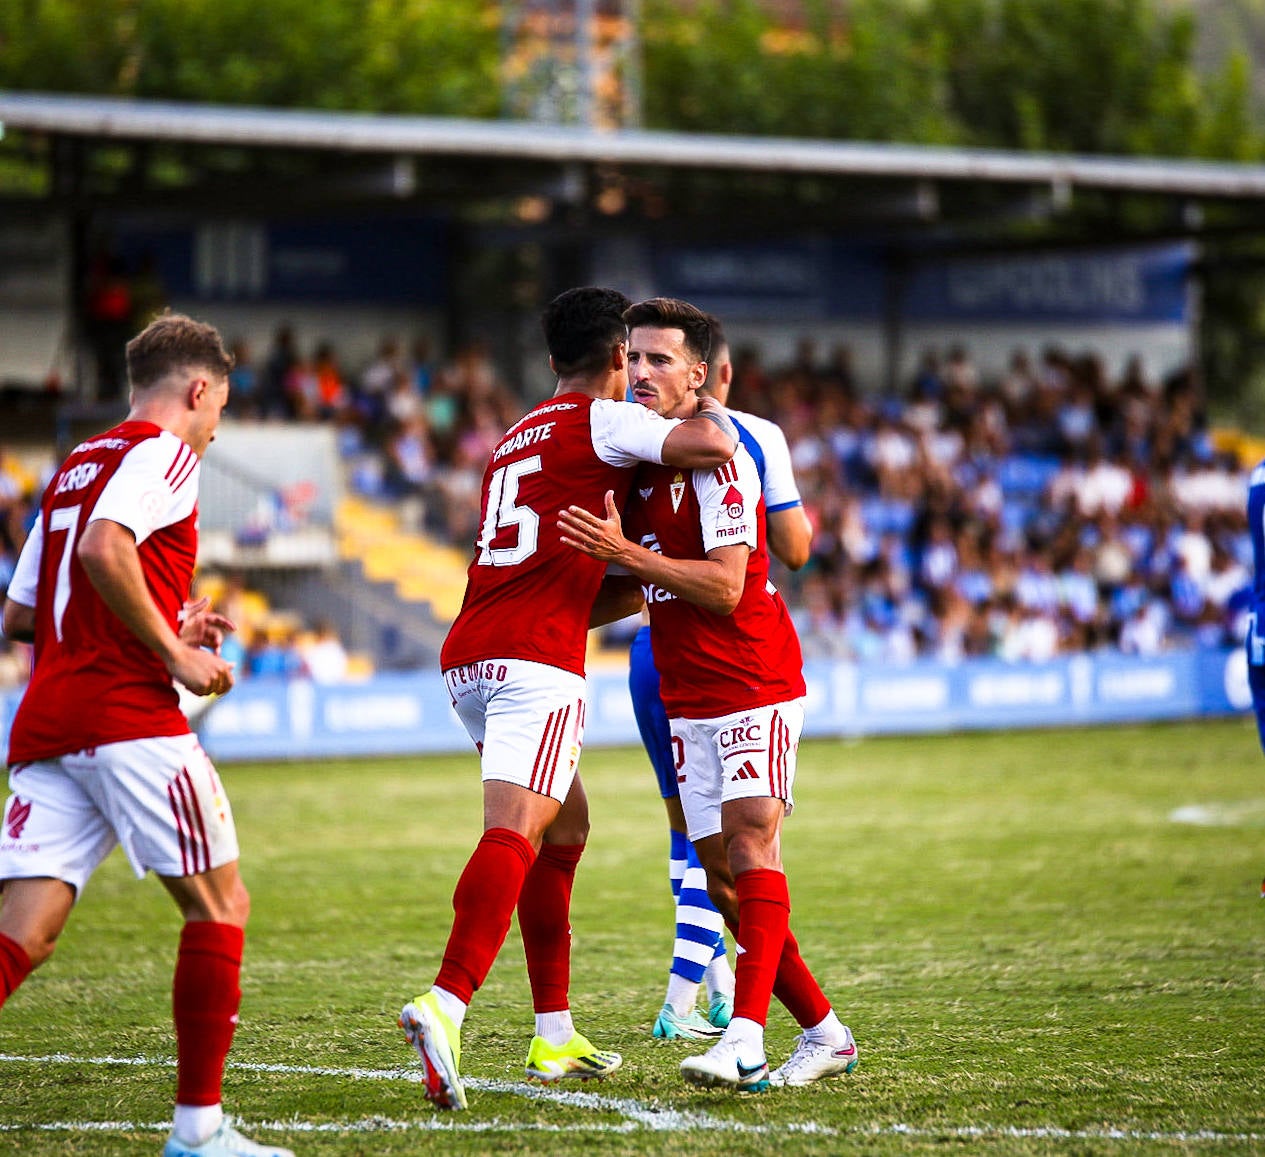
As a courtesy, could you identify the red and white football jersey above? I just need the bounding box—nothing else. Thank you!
[6,422,200,763]
[440,392,680,677]
[626,444,806,719]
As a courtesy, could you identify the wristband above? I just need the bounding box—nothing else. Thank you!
[698,404,738,445]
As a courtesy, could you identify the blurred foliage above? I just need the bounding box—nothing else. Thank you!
[0,0,1258,160]
[0,0,503,116]
[642,0,1263,160]
[640,0,959,143]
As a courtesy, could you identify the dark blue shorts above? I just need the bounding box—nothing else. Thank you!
[1249,638,1265,755]
[629,625,678,799]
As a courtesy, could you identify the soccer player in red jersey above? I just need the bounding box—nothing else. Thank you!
[559,297,858,1093]
[0,315,293,1157]
[400,287,739,1111]
[630,315,814,1042]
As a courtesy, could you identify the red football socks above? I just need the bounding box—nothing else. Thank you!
[173,921,244,1106]
[435,827,536,1003]
[731,867,791,1027]
[0,931,32,1008]
[773,929,832,1029]
[517,842,584,1013]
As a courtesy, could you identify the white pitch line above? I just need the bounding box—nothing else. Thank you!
[0,1053,1261,1145]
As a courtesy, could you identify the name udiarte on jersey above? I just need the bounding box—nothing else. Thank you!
[54,461,103,493]
[493,420,558,462]
[492,400,579,463]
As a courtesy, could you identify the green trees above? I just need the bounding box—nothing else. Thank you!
[638,0,1260,161]
[0,0,503,116]
[1,0,1258,160]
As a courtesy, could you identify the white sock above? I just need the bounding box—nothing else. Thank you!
[804,1009,845,1044]
[666,972,702,1018]
[721,1015,765,1060]
[535,1008,575,1046]
[431,985,468,1030]
[173,1103,222,1146]
[704,952,735,1000]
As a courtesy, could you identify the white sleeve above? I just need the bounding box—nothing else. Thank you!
[730,408,802,512]
[6,517,43,607]
[589,398,679,467]
[91,433,200,546]
[696,444,760,554]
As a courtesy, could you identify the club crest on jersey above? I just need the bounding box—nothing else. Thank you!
[670,472,686,513]
[722,485,744,519]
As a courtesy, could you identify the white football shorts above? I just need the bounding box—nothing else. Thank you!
[670,698,804,842]
[0,733,240,897]
[444,658,587,804]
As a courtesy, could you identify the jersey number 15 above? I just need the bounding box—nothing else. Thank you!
[477,456,542,567]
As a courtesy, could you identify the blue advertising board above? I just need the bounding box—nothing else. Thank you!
[902,242,1194,324]
[0,647,1249,764]
[112,214,450,305]
[647,238,1191,325]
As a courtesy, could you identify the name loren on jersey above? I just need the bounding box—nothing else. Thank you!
[54,461,103,494]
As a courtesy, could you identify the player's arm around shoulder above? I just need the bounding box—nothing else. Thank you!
[660,396,739,468]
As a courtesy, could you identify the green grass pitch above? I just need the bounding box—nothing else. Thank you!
[2,717,1263,1155]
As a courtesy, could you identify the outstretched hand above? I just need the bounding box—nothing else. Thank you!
[558,489,628,563]
[179,596,237,654]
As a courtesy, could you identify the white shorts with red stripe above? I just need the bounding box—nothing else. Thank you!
[0,733,239,896]
[444,659,587,804]
[670,699,804,842]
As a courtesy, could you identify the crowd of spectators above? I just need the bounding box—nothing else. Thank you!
[213,324,1259,667]
[730,342,1253,663]
[225,326,523,545]
[0,326,1259,691]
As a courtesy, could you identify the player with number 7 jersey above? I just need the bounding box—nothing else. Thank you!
[401,288,739,1113]
[6,424,203,762]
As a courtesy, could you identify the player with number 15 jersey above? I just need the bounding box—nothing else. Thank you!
[401,288,738,1114]
[441,393,702,679]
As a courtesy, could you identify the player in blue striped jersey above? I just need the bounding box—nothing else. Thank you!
[1245,456,1265,897]
[629,316,814,1038]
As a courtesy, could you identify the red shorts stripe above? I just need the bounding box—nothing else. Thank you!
[541,703,572,798]
[180,766,213,874]
[167,779,192,876]
[531,709,566,796]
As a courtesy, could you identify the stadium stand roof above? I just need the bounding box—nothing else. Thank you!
[2,90,1264,196]
[3,91,1265,242]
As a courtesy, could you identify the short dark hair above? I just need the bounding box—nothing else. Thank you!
[700,312,730,394]
[126,312,233,392]
[541,287,631,376]
[706,313,728,362]
[623,297,711,364]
